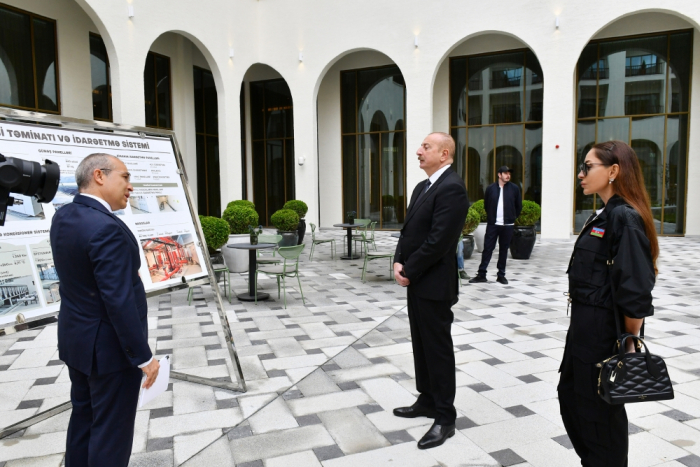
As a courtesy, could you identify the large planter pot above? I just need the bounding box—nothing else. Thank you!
[473,223,488,252]
[297,218,306,245]
[222,234,249,273]
[462,235,475,260]
[278,230,298,247]
[510,225,537,259]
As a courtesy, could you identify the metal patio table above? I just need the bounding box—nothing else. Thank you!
[227,242,276,301]
[333,223,362,260]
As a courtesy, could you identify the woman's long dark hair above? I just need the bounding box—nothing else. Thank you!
[592,141,659,273]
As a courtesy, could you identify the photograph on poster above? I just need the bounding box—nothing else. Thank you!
[141,234,202,282]
[156,195,180,212]
[129,196,151,214]
[6,195,46,221]
[52,176,79,210]
[0,243,41,316]
[30,239,60,305]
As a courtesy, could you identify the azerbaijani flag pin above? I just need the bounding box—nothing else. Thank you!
[591,226,605,238]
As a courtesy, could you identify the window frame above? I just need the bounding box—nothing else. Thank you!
[89,32,112,122]
[144,50,173,130]
[0,3,61,114]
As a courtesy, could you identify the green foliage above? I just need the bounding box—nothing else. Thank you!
[282,200,308,218]
[463,208,480,235]
[222,206,259,234]
[382,195,395,207]
[470,199,487,223]
[199,215,229,253]
[226,200,255,211]
[515,200,542,226]
[270,209,299,232]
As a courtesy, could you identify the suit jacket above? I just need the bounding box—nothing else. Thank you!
[394,168,469,300]
[484,181,522,225]
[51,194,151,376]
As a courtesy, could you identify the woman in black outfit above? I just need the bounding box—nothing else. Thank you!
[559,141,658,466]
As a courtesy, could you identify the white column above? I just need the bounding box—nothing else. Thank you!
[540,65,576,240]
[293,86,319,231]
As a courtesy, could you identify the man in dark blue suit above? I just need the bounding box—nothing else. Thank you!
[51,153,159,467]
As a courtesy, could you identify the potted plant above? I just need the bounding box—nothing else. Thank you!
[346,211,356,224]
[462,208,480,260]
[249,225,262,245]
[226,199,255,210]
[221,204,259,272]
[470,200,488,252]
[199,215,229,281]
[283,200,308,245]
[382,195,395,222]
[271,208,300,247]
[510,200,541,260]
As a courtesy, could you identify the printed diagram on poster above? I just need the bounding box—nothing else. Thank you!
[0,120,208,326]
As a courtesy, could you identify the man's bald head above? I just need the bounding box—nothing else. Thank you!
[428,132,455,162]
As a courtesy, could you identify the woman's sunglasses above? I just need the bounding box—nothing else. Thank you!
[578,162,607,176]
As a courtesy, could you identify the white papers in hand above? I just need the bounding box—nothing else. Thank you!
[138,355,170,408]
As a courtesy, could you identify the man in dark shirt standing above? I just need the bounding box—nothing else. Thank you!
[469,165,521,285]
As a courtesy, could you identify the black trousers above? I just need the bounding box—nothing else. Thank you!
[558,344,629,467]
[478,224,514,277]
[66,365,142,467]
[407,288,456,425]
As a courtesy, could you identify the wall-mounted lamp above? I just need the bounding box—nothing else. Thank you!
[414,36,419,48]
[555,16,560,29]
[297,155,306,166]
[298,52,304,62]
[229,48,235,59]
[127,5,135,18]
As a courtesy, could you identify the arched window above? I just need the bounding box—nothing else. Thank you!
[574,30,691,235]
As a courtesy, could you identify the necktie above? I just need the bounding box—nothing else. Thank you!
[423,180,432,193]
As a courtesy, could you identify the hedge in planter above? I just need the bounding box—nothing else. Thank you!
[226,200,255,211]
[470,199,487,223]
[283,200,308,245]
[282,200,308,219]
[463,208,480,236]
[510,200,542,260]
[222,205,259,234]
[199,215,230,254]
[271,209,299,232]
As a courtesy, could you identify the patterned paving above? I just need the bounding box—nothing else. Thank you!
[1,231,700,466]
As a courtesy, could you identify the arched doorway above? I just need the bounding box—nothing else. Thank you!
[574,22,692,234]
[241,65,295,226]
[449,47,543,215]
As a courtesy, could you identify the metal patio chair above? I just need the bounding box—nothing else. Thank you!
[308,223,336,260]
[256,244,306,308]
[360,231,394,282]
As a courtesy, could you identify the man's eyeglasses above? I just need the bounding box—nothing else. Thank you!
[100,168,131,182]
[578,162,607,176]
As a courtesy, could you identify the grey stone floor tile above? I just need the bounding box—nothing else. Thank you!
[678,454,700,467]
[313,444,344,461]
[552,434,574,449]
[489,448,527,466]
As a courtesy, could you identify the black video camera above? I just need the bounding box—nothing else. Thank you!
[0,153,60,226]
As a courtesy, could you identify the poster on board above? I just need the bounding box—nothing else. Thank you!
[0,120,208,327]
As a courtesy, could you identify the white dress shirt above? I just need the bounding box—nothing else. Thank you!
[425,164,451,192]
[495,185,514,226]
[79,193,153,369]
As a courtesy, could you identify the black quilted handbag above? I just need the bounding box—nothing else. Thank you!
[597,334,674,404]
[596,250,674,405]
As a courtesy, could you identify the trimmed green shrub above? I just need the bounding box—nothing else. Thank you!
[199,215,230,254]
[226,200,255,211]
[515,200,542,226]
[282,200,308,219]
[463,208,480,236]
[222,206,259,234]
[382,194,395,207]
[270,209,299,232]
[470,199,487,223]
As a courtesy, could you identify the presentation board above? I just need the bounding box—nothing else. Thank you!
[0,119,208,327]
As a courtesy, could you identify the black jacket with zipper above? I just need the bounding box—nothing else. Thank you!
[484,181,522,225]
[566,194,656,361]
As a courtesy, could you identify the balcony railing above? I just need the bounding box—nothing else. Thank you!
[625,62,665,77]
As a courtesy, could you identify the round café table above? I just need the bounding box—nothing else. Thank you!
[333,223,362,260]
[227,242,276,301]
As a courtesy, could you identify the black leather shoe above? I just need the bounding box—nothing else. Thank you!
[468,275,487,283]
[417,422,456,449]
[393,404,437,419]
[496,276,508,284]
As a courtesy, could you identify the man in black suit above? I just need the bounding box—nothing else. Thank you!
[392,133,469,449]
[469,165,522,285]
[51,154,159,467]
